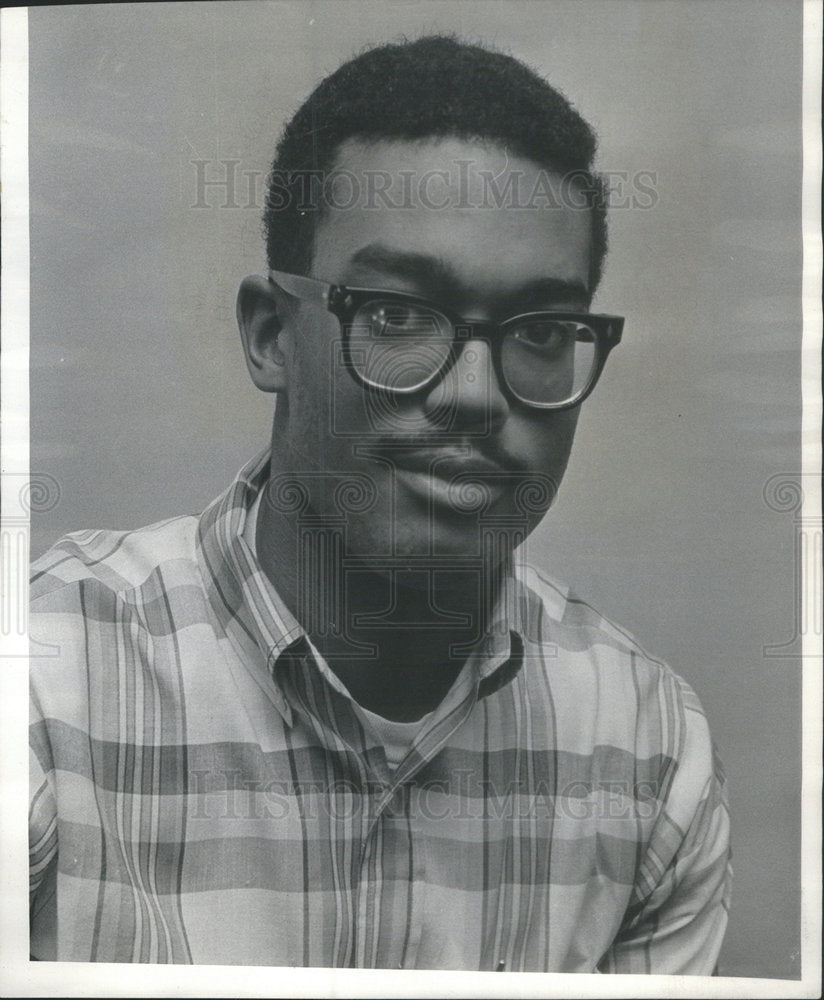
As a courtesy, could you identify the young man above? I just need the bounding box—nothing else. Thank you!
[29,36,731,971]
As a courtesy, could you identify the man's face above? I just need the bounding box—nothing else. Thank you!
[269,137,593,560]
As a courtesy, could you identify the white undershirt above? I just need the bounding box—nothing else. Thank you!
[244,490,433,768]
[358,705,434,769]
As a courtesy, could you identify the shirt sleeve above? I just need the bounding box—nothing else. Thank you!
[598,678,733,975]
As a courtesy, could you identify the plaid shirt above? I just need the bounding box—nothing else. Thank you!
[29,451,731,971]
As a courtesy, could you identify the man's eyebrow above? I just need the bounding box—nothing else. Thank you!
[347,244,458,296]
[347,242,590,308]
[504,277,590,309]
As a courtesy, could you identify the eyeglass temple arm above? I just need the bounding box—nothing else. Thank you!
[268,270,333,310]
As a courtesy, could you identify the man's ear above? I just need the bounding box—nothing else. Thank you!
[236,274,289,392]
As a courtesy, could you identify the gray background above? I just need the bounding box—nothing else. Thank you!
[29,0,802,979]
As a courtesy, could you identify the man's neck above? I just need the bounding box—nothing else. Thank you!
[254,495,507,722]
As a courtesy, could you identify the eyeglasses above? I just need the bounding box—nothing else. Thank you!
[268,269,623,410]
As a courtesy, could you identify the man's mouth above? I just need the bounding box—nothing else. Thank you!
[383,448,522,513]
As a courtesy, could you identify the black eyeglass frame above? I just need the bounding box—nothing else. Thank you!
[268,269,624,411]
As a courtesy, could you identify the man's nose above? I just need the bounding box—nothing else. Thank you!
[422,338,509,430]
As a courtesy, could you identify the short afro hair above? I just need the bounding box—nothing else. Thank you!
[263,35,608,291]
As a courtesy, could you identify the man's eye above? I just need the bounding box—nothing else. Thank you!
[511,321,571,352]
[370,303,442,337]
[377,304,426,331]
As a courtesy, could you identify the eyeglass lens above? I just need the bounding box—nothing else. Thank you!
[347,300,597,405]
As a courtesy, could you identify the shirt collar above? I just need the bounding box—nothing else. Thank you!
[196,450,533,725]
[196,449,304,723]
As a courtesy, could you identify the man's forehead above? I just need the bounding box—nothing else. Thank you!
[313,136,593,299]
[327,135,581,209]
[333,135,517,179]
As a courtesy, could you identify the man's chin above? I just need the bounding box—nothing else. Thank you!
[343,518,522,563]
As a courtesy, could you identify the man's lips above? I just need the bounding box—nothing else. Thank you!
[381,449,523,512]
[371,437,525,474]
[385,450,516,479]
